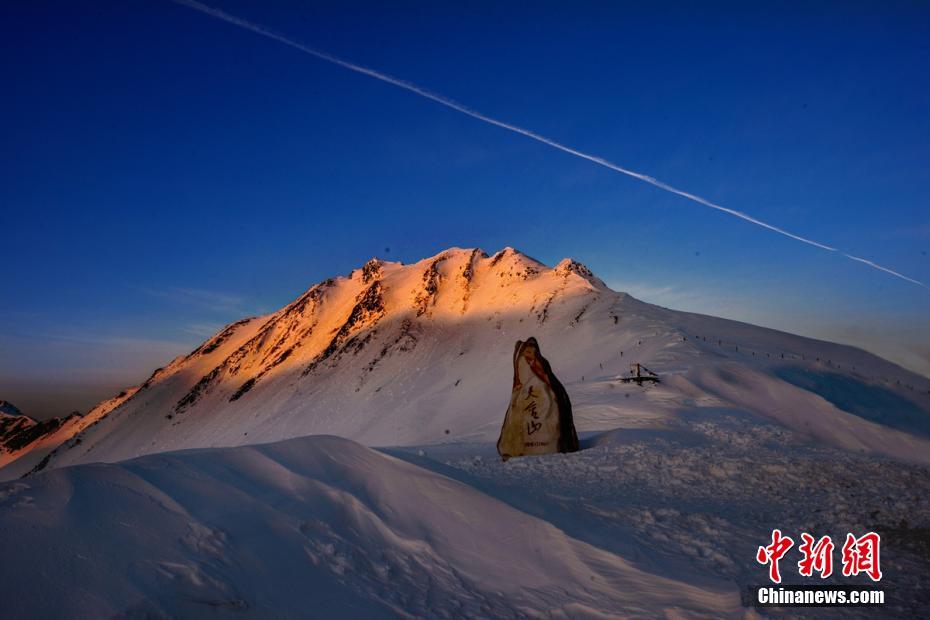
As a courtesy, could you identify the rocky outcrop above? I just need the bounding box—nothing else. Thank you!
[414,256,447,316]
[0,403,79,456]
[0,402,35,452]
[0,400,26,420]
[192,318,254,357]
[176,282,333,412]
[489,248,543,283]
[496,338,579,460]
[360,258,383,284]
[303,280,386,375]
[459,249,487,313]
[555,258,606,288]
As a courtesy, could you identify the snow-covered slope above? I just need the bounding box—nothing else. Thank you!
[3,247,930,617]
[6,246,929,481]
[0,435,741,619]
[0,315,266,479]
[0,389,139,479]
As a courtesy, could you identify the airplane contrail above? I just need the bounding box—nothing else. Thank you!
[171,0,928,290]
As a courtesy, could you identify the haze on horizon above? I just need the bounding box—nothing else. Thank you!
[2,1,928,419]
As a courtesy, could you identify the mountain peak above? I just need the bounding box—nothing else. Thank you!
[0,401,27,420]
[7,242,930,482]
[359,258,385,283]
[555,258,606,288]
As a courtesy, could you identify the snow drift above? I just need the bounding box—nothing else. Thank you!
[0,435,741,619]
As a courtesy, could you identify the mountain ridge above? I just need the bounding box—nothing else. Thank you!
[3,246,929,480]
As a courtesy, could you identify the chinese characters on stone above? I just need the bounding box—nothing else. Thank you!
[523,386,542,436]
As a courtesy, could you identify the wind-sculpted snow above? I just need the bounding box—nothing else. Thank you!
[408,409,930,618]
[687,363,930,464]
[773,367,930,438]
[0,435,741,619]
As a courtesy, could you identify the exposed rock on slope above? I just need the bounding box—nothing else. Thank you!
[0,401,39,453]
[1,401,82,469]
[0,315,266,479]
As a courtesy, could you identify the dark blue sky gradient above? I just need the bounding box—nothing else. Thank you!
[2,1,929,418]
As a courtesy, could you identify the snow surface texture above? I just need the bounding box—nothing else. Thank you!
[393,411,930,618]
[0,436,741,619]
[2,247,929,617]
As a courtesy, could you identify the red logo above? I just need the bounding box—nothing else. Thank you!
[756,529,794,583]
[841,532,882,582]
[798,533,834,578]
[757,530,881,583]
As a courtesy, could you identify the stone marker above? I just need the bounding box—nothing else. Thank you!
[497,337,579,461]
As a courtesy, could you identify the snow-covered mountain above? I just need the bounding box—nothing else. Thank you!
[4,246,930,617]
[3,246,929,481]
[0,401,86,473]
[0,401,35,451]
[0,400,24,417]
[0,389,137,479]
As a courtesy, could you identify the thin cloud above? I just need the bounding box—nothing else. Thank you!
[172,0,927,290]
[136,285,247,314]
[8,331,195,352]
[183,322,227,338]
[608,281,709,309]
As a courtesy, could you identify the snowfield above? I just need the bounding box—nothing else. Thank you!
[0,435,742,619]
[394,404,930,618]
[2,247,929,617]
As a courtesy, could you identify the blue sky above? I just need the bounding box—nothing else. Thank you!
[2,0,929,418]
